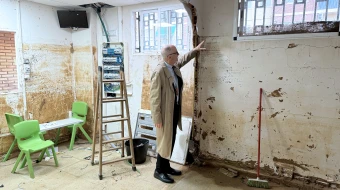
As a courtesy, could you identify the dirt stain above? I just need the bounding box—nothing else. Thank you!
[209,105,212,109]
[278,77,283,80]
[273,157,309,171]
[270,112,279,118]
[250,115,255,122]
[210,130,216,135]
[279,99,283,102]
[39,99,46,111]
[230,87,234,91]
[268,88,282,97]
[288,43,298,48]
[70,43,74,53]
[207,97,215,103]
[202,119,207,123]
[202,131,208,140]
[218,137,225,141]
[198,110,202,118]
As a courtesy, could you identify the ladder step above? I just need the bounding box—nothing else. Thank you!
[102,117,129,123]
[103,79,124,83]
[102,137,130,144]
[102,98,126,103]
[95,147,122,153]
[102,156,133,165]
[103,131,122,135]
[103,114,122,118]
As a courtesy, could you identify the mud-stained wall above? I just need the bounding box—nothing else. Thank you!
[188,0,340,183]
[140,55,195,117]
[23,44,74,140]
[73,45,95,135]
[0,93,24,155]
[0,1,97,158]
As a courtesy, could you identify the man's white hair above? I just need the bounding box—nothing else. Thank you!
[161,45,173,60]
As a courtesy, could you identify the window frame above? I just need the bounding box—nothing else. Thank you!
[132,5,192,55]
[233,0,340,41]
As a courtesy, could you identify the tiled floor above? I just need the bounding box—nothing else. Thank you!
[0,141,297,190]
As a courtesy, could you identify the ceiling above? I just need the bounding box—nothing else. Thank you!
[27,0,168,8]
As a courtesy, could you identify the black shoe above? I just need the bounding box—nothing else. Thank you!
[154,170,174,183]
[167,167,182,176]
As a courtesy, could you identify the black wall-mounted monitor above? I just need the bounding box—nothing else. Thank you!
[57,10,89,28]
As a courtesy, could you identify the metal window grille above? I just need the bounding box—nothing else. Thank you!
[238,0,340,36]
[135,8,192,52]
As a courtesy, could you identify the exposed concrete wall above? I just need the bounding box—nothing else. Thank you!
[187,0,340,183]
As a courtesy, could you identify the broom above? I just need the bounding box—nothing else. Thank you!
[247,88,270,189]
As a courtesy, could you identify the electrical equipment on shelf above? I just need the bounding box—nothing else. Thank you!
[102,43,124,97]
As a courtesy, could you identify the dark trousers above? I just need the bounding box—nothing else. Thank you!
[156,103,180,173]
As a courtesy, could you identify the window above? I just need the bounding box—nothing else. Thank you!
[134,7,192,53]
[0,31,17,92]
[237,0,340,37]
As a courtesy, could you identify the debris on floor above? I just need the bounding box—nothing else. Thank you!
[275,162,294,179]
[218,167,238,178]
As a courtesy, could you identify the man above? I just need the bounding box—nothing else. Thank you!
[150,41,206,183]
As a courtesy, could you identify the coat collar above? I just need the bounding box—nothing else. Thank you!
[161,62,181,78]
[161,62,172,79]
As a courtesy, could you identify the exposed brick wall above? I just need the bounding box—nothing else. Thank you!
[0,31,17,92]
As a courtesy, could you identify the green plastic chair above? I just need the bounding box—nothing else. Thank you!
[11,120,58,179]
[55,101,93,150]
[2,113,50,162]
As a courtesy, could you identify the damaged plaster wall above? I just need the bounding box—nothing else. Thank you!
[0,1,97,157]
[122,0,195,135]
[72,8,97,136]
[20,1,74,141]
[188,0,340,183]
[0,0,25,155]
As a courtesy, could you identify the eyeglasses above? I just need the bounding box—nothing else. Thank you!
[168,52,179,56]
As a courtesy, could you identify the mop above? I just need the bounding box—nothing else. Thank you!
[247,88,270,189]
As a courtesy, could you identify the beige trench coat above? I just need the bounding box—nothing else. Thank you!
[150,49,198,159]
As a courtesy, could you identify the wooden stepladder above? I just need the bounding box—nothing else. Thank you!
[91,42,136,180]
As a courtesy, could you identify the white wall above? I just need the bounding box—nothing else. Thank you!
[0,0,17,32]
[20,0,72,45]
[120,0,194,138]
[187,0,340,183]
